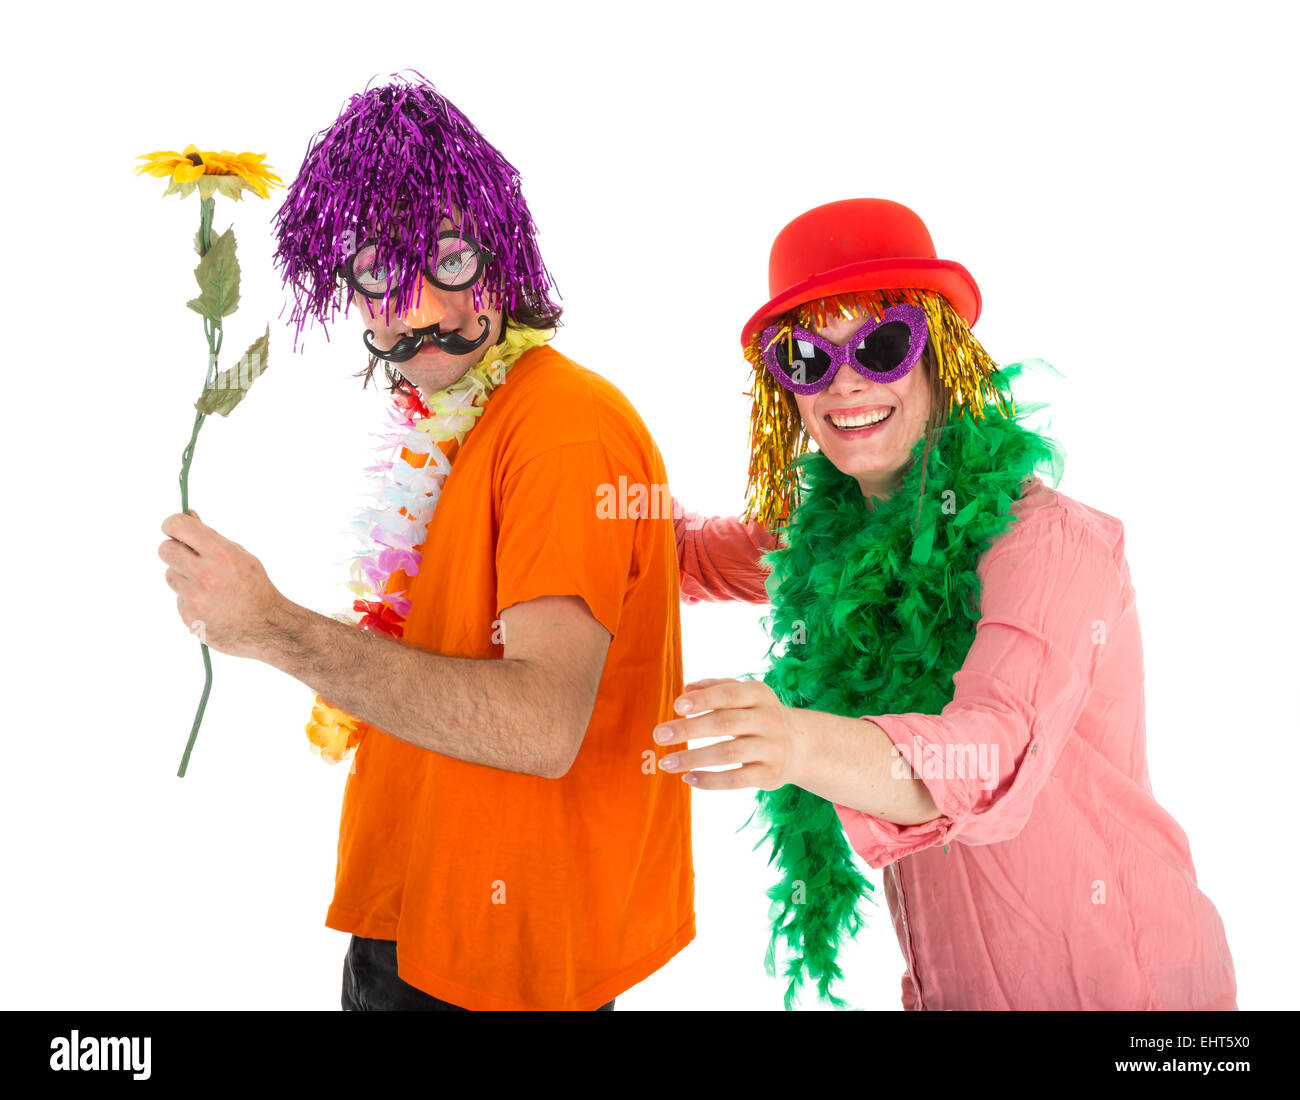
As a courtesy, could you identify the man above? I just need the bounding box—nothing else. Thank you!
[157,73,693,1011]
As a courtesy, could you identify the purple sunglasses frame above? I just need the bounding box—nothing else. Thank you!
[759,303,929,394]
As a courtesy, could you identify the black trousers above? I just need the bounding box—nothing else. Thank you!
[341,935,616,1011]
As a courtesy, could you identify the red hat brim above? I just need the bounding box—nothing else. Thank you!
[740,256,981,348]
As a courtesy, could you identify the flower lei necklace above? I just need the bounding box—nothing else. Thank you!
[750,361,1064,1009]
[306,324,556,763]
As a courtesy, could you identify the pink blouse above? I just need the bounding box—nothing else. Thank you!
[674,481,1238,1010]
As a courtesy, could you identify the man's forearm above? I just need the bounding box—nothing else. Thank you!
[790,709,941,825]
[259,599,562,777]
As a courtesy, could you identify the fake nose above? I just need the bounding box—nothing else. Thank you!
[397,276,445,329]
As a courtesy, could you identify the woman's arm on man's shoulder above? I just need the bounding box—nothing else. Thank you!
[673,500,780,604]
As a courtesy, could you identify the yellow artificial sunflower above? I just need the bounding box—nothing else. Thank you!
[135,143,283,201]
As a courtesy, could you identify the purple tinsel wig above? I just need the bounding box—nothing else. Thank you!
[272,70,560,350]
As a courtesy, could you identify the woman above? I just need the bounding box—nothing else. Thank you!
[661,198,1237,1011]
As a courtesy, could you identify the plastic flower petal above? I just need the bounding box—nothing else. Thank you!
[353,599,405,638]
[306,698,364,764]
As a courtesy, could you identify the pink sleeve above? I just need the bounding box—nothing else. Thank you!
[834,506,1129,868]
[673,500,781,604]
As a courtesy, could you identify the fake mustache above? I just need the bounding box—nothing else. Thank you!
[363,315,492,362]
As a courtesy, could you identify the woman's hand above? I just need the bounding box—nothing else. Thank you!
[653,677,807,790]
[653,677,944,823]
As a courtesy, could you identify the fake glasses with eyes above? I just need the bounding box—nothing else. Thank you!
[339,229,496,299]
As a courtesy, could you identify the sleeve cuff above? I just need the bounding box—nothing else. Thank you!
[832,714,961,869]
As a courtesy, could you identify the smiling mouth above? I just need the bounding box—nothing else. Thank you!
[827,408,894,430]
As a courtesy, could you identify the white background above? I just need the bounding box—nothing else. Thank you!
[2,0,1296,1011]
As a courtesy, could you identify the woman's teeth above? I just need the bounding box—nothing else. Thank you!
[829,408,893,430]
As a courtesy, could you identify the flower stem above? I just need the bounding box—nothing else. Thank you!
[200,195,213,253]
[179,407,206,514]
[177,196,220,778]
[177,642,212,778]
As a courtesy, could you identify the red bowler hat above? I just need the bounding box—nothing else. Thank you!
[740,198,981,348]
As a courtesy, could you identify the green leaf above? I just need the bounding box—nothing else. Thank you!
[185,226,240,321]
[194,325,269,417]
[193,227,205,256]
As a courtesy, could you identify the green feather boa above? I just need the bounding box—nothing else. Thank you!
[749,362,1065,1009]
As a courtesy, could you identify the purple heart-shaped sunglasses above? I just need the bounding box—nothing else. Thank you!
[759,303,928,395]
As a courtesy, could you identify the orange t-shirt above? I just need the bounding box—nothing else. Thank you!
[325,344,694,1009]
